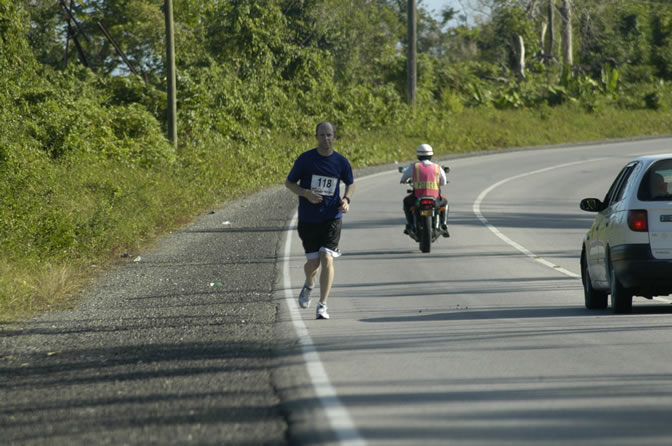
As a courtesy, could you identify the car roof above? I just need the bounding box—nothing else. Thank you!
[632,153,672,164]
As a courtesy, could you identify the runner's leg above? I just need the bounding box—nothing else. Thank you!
[319,252,334,303]
[298,221,321,288]
[318,218,342,304]
[304,258,320,287]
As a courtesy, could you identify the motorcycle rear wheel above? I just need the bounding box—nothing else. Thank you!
[420,215,431,253]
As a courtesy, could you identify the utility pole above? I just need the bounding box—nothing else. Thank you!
[546,0,555,64]
[407,0,417,107]
[164,0,177,149]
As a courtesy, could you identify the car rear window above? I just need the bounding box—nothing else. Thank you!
[638,159,672,201]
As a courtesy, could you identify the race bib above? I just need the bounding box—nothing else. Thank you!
[311,175,338,196]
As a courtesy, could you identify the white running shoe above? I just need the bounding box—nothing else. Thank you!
[298,285,312,309]
[316,302,329,319]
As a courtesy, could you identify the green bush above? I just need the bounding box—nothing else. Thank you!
[440,89,464,114]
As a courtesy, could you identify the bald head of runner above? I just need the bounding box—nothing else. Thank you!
[315,121,335,156]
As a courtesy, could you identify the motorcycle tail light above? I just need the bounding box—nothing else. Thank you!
[627,210,648,232]
[420,199,434,207]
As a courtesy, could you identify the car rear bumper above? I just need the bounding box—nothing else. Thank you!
[611,244,672,295]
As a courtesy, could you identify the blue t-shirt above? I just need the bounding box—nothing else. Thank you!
[287,148,354,223]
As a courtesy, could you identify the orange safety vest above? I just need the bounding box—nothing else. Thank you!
[413,162,440,197]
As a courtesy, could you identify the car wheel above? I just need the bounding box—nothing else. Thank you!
[610,268,633,314]
[582,258,608,309]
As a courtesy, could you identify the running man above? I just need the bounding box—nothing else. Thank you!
[285,121,355,319]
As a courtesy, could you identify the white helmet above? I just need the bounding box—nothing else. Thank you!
[416,144,433,157]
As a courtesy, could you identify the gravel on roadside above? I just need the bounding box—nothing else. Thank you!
[0,184,300,446]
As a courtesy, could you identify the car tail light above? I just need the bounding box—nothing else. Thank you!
[627,210,648,232]
[420,199,434,207]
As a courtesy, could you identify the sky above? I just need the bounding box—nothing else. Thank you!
[419,0,476,25]
[420,0,462,18]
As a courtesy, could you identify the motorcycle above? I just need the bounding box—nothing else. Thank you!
[399,165,450,253]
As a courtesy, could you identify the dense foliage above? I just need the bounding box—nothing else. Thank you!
[2,0,672,319]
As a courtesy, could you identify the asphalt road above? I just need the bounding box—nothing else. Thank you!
[275,138,672,446]
[3,139,672,446]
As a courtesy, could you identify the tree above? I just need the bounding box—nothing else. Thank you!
[1,1,34,69]
[560,0,572,68]
[478,2,537,76]
[22,0,166,76]
[513,33,526,78]
[574,0,661,79]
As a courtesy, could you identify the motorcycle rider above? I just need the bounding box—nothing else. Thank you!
[400,144,449,237]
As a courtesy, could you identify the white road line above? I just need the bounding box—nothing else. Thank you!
[474,157,672,305]
[283,213,367,446]
[472,159,606,279]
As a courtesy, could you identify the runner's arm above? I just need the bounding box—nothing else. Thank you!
[339,183,355,213]
[285,178,322,204]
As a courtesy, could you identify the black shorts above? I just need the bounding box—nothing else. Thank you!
[298,218,342,258]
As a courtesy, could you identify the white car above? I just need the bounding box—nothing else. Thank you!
[580,154,672,313]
